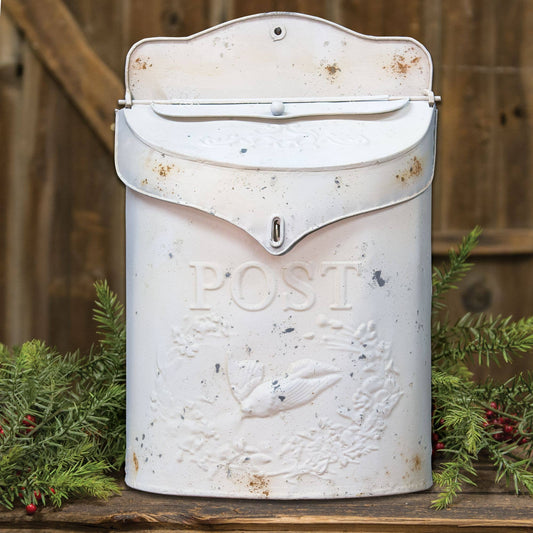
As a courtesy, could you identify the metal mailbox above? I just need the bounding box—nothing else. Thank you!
[115,12,438,498]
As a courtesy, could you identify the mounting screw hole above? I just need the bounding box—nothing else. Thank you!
[270,25,286,41]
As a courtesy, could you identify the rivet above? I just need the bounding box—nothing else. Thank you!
[271,101,285,116]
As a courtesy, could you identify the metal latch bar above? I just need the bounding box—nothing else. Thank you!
[118,93,441,107]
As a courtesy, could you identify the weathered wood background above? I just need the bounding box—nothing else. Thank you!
[1,0,532,380]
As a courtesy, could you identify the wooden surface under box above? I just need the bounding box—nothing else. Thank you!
[0,462,532,532]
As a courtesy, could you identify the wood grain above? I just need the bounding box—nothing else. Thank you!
[3,0,123,154]
[433,228,533,256]
[4,42,45,346]
[0,14,22,345]
[0,467,532,532]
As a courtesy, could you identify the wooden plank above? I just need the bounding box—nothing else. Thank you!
[3,0,123,154]
[63,0,128,76]
[437,1,493,231]
[40,66,124,353]
[123,0,210,46]
[493,0,533,229]
[3,41,45,346]
[1,8,125,352]
[0,482,532,531]
[341,0,426,40]
[0,14,22,345]
[209,0,236,27]
[432,228,533,256]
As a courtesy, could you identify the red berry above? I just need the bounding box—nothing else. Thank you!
[23,415,36,426]
[504,425,515,434]
[432,432,439,442]
[485,409,493,417]
[49,487,55,494]
[520,438,528,445]
[25,503,37,515]
[482,421,490,427]
[435,442,445,451]
[490,401,498,409]
[34,491,41,501]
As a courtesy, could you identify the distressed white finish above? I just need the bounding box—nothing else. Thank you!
[115,12,437,499]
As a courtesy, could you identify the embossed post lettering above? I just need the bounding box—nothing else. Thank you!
[189,260,360,311]
[282,261,315,311]
[231,261,276,311]
[189,262,224,310]
[320,261,361,310]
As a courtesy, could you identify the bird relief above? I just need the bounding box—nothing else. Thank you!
[227,358,342,418]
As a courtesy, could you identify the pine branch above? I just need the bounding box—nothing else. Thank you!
[432,226,482,311]
[0,282,126,511]
[431,227,533,508]
[490,443,533,495]
[432,455,477,510]
[434,314,533,366]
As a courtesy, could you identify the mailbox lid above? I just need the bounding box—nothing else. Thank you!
[120,99,434,171]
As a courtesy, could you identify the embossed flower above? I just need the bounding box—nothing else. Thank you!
[170,330,199,358]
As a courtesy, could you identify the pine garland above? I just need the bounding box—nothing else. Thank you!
[431,227,533,509]
[0,231,532,512]
[0,281,125,511]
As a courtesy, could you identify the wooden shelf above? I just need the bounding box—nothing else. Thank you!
[1,464,532,532]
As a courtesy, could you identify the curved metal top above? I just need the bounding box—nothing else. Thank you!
[124,12,433,103]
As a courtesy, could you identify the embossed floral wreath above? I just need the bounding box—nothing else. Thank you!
[148,314,402,481]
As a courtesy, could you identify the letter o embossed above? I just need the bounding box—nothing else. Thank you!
[231,261,276,311]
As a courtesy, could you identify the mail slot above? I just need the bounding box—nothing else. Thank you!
[115,12,439,498]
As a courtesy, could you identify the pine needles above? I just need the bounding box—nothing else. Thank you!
[431,228,533,509]
[0,281,125,510]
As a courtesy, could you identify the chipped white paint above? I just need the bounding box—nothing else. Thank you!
[116,12,437,498]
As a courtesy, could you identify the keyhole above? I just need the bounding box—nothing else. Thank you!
[270,216,284,248]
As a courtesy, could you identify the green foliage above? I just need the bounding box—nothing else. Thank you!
[432,226,482,311]
[431,228,533,509]
[0,281,125,510]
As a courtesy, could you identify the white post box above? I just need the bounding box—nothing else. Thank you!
[115,12,438,499]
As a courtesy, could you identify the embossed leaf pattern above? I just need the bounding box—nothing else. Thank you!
[168,314,230,359]
[200,123,368,150]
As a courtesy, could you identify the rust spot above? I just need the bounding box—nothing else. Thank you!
[133,57,153,70]
[248,474,270,497]
[153,162,175,177]
[325,63,341,77]
[395,156,423,183]
[385,51,423,77]
[390,54,409,75]
[133,452,139,472]
[412,454,422,471]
